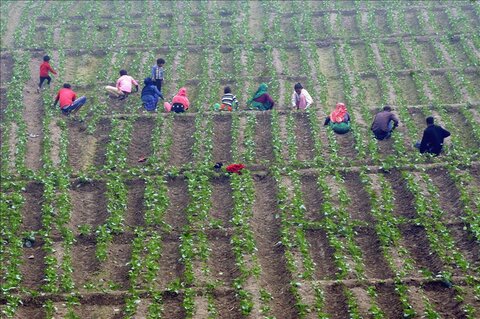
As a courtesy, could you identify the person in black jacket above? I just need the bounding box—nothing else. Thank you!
[415,116,450,156]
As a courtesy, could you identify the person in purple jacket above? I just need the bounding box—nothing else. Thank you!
[247,83,275,111]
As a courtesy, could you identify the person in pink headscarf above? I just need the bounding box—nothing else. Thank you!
[324,102,351,134]
[170,87,190,113]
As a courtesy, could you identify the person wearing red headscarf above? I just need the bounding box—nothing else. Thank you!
[324,102,351,134]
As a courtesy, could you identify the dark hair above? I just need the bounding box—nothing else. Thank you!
[383,105,392,111]
[63,83,71,89]
[119,69,128,76]
[294,82,303,90]
[157,58,165,65]
[224,86,231,94]
[43,55,50,62]
[426,116,434,125]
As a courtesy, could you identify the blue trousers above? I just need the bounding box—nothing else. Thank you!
[62,96,87,114]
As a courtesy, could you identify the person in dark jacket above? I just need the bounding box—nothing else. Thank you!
[371,105,399,140]
[415,116,451,156]
[141,77,163,112]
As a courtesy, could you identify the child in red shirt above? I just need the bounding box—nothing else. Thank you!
[37,55,57,93]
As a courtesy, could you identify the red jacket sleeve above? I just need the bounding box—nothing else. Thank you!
[48,64,57,75]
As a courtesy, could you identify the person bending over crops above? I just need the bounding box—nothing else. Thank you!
[291,82,313,110]
[141,77,163,112]
[371,105,399,140]
[415,116,450,156]
[105,69,139,100]
[167,87,190,113]
[324,102,351,134]
[247,83,275,111]
[53,83,87,116]
[219,86,239,111]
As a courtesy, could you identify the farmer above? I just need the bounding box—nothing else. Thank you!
[37,55,57,93]
[170,87,190,113]
[53,83,87,116]
[247,83,275,111]
[105,69,139,100]
[415,116,450,156]
[371,105,399,140]
[324,102,351,134]
[219,86,239,111]
[151,58,165,93]
[141,77,163,112]
[291,82,313,110]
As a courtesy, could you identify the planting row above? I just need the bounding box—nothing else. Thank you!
[3,1,479,50]
[3,167,479,317]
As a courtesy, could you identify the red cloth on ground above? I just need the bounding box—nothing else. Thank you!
[226,163,245,174]
[56,88,77,108]
[40,61,56,77]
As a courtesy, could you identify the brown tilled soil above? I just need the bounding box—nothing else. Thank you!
[343,172,375,223]
[20,182,44,232]
[254,113,274,162]
[294,112,315,162]
[126,117,155,166]
[385,171,418,219]
[92,119,113,167]
[300,173,324,222]
[69,180,108,234]
[168,116,195,166]
[305,229,337,280]
[252,176,298,318]
[399,224,444,274]
[212,114,233,163]
[124,179,146,228]
[323,283,350,319]
[209,175,234,227]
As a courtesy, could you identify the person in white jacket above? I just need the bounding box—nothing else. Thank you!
[291,82,313,110]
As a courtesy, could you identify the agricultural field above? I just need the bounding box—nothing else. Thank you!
[1,0,480,318]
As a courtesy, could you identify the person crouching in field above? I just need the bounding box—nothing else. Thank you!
[415,116,450,156]
[141,77,163,112]
[291,83,313,110]
[53,83,87,116]
[167,87,190,113]
[219,86,239,111]
[248,83,275,111]
[37,55,57,93]
[105,70,139,100]
[324,102,351,134]
[371,105,399,140]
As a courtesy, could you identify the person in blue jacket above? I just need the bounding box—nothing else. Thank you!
[141,77,163,112]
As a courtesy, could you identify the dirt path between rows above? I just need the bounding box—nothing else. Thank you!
[24,55,44,171]
[2,2,25,48]
[251,177,298,318]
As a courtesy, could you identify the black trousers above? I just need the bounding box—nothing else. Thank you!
[39,76,51,87]
[154,79,162,93]
[171,103,185,113]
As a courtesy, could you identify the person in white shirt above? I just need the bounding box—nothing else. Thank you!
[291,82,313,110]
